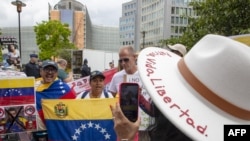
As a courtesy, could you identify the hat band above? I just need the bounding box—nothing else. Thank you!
[178,59,250,120]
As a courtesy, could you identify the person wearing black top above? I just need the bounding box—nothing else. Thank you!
[23,54,40,78]
[81,58,91,77]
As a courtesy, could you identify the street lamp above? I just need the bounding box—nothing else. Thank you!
[141,31,146,50]
[11,0,26,60]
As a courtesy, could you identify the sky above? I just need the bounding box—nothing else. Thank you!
[0,0,131,27]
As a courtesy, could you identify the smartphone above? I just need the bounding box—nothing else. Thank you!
[119,82,139,122]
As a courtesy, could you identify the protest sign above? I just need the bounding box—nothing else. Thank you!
[0,77,37,141]
[68,68,117,95]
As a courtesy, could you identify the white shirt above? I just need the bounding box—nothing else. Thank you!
[76,91,113,99]
[108,69,140,94]
[8,52,20,59]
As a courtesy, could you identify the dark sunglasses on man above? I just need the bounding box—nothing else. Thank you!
[119,58,129,63]
[43,67,57,73]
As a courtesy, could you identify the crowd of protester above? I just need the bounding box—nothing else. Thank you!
[1,34,250,141]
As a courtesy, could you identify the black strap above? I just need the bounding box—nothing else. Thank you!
[103,90,109,98]
[81,91,89,99]
[81,90,109,99]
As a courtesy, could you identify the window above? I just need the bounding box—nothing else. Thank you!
[176,7,179,14]
[175,17,179,24]
[69,2,71,9]
[171,17,175,24]
[171,7,175,14]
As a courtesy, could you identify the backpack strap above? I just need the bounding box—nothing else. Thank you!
[81,90,109,98]
[81,91,89,99]
[104,90,109,98]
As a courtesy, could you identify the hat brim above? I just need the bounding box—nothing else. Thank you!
[91,75,105,80]
[137,47,249,141]
[167,45,175,50]
[43,65,58,70]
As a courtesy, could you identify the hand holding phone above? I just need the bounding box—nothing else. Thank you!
[119,82,139,122]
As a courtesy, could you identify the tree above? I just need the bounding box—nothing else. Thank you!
[34,20,76,60]
[163,0,250,50]
[58,49,72,70]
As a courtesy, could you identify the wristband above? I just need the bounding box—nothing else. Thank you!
[121,139,129,141]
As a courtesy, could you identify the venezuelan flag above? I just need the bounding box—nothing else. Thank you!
[42,98,118,141]
[0,77,35,106]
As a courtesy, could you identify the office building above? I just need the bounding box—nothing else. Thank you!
[137,0,195,49]
[119,0,137,48]
[50,0,120,51]
[120,0,195,51]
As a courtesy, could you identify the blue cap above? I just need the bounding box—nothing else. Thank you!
[30,54,38,58]
[42,60,58,70]
[90,70,105,80]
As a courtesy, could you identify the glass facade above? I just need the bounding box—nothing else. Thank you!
[91,25,120,52]
[119,0,137,47]
[51,0,120,52]
[61,10,74,29]
[134,0,196,49]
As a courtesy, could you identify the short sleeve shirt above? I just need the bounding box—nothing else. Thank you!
[57,69,68,81]
[108,70,140,94]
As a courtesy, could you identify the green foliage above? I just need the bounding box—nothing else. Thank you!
[58,49,72,69]
[34,20,76,60]
[163,0,250,50]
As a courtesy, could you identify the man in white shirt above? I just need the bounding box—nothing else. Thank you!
[108,46,139,97]
[108,46,150,140]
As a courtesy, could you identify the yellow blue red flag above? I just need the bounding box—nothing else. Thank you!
[42,98,118,141]
[0,77,37,136]
[0,77,35,106]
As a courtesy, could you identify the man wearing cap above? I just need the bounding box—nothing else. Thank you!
[76,70,113,99]
[23,54,40,78]
[35,60,76,130]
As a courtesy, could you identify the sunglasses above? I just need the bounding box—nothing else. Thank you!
[43,67,57,73]
[119,58,129,63]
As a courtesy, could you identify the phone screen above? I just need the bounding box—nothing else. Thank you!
[119,83,139,122]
